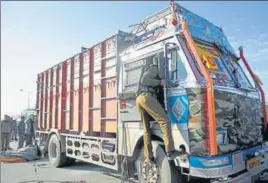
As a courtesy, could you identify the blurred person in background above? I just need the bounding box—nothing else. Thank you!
[25,114,35,146]
[11,117,18,141]
[1,115,12,151]
[18,116,26,149]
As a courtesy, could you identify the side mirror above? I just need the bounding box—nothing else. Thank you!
[158,53,165,79]
[168,52,176,73]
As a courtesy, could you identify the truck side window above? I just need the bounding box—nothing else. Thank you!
[124,59,145,91]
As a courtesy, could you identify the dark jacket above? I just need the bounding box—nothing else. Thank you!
[18,120,26,136]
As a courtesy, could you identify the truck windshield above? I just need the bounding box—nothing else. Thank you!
[228,56,255,90]
[192,41,255,91]
[194,42,235,87]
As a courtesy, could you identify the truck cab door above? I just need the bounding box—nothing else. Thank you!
[161,44,190,151]
[161,45,190,124]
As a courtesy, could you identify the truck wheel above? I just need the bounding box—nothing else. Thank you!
[48,134,66,167]
[135,141,182,183]
[65,157,76,166]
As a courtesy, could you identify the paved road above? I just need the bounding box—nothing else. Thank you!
[0,142,122,183]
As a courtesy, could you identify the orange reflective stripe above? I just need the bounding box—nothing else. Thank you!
[182,21,218,155]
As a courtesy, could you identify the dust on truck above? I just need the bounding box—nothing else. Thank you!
[35,2,268,183]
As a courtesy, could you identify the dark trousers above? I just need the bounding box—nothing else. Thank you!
[1,133,11,151]
[25,134,33,146]
[18,134,25,149]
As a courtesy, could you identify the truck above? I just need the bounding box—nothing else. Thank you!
[35,2,268,183]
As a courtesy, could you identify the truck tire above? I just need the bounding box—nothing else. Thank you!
[48,134,66,168]
[65,157,76,166]
[135,141,182,183]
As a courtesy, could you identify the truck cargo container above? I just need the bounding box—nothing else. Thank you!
[35,2,268,183]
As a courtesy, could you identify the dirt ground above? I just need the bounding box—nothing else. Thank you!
[0,141,122,183]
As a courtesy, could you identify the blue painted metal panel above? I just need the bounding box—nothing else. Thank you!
[167,93,189,124]
[190,145,264,169]
[190,154,232,168]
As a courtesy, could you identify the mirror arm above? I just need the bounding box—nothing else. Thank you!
[163,42,176,111]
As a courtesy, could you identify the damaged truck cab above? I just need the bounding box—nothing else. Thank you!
[118,3,268,183]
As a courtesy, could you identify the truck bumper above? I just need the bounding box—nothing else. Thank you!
[189,144,268,182]
[210,172,258,183]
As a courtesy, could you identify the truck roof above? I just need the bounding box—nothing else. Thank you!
[131,3,237,58]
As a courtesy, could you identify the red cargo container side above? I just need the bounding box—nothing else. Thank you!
[55,66,60,129]
[82,51,90,134]
[73,57,79,131]
[100,42,107,137]
[69,58,75,130]
[37,35,117,137]
[61,62,67,132]
[88,48,94,135]
[39,73,44,129]
[44,71,49,129]
[36,75,40,130]
[49,69,54,129]
[51,67,57,129]
[92,44,102,134]
[78,54,84,132]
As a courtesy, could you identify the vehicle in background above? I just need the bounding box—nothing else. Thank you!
[35,2,268,183]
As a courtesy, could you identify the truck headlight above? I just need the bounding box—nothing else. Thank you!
[217,130,228,145]
[200,157,230,167]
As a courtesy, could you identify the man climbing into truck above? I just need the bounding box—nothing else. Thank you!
[136,55,182,164]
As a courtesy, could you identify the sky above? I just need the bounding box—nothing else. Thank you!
[1,1,268,118]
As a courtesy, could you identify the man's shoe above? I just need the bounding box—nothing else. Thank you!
[166,150,184,160]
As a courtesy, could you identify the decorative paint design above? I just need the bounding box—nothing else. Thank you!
[194,42,233,86]
[176,4,237,57]
[195,43,219,70]
[186,87,209,155]
[167,87,189,124]
[214,89,263,153]
[186,87,263,155]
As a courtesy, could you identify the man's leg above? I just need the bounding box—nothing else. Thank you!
[136,95,153,161]
[7,134,11,150]
[15,132,18,141]
[4,134,8,151]
[18,135,24,149]
[25,135,30,146]
[1,134,5,151]
[139,94,175,154]
[29,135,33,145]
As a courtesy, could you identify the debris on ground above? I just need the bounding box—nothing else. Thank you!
[0,145,41,163]
[259,171,268,182]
